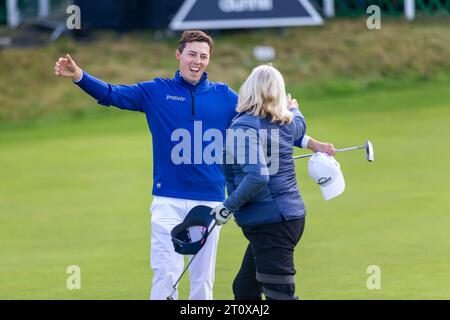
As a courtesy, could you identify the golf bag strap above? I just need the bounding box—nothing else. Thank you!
[256,272,295,284]
[262,287,298,300]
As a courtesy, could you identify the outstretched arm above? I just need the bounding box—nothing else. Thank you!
[54,54,145,112]
[288,94,336,156]
[306,137,336,155]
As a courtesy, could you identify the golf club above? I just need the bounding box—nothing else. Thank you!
[166,221,218,300]
[294,140,374,162]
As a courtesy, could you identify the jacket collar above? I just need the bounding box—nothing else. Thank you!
[173,70,210,93]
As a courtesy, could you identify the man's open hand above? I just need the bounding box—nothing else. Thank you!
[54,54,82,81]
[287,93,299,110]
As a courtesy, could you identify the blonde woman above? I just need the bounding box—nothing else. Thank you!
[211,65,335,300]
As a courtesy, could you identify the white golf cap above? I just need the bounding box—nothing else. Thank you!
[308,152,345,200]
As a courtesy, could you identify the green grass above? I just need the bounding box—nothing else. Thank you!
[1,77,449,299]
[1,19,450,123]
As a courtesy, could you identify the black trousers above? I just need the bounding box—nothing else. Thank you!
[233,217,306,300]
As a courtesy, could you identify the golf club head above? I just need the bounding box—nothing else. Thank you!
[365,140,374,162]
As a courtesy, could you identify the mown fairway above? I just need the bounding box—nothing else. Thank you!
[1,79,449,299]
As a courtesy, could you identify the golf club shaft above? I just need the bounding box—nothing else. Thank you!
[293,144,365,159]
[168,222,218,298]
[335,145,365,152]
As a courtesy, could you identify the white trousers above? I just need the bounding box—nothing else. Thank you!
[149,196,221,300]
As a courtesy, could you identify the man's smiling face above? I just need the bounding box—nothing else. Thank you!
[176,41,211,84]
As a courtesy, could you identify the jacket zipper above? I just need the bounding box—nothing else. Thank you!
[190,87,195,116]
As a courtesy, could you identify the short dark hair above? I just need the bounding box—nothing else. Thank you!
[177,30,214,55]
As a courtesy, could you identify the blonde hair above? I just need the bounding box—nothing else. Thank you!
[237,65,293,124]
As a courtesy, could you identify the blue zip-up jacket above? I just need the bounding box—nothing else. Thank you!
[223,108,307,227]
[75,70,238,201]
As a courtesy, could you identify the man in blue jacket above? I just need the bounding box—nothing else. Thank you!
[55,31,335,300]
